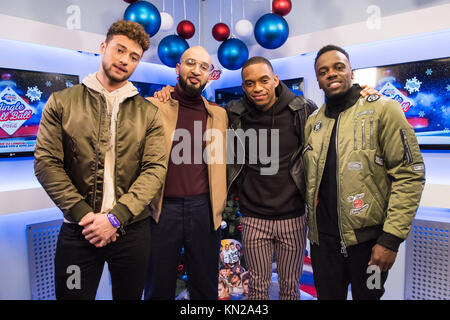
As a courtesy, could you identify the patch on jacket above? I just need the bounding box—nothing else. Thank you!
[347,193,369,215]
[412,163,425,172]
[347,162,363,171]
[366,94,380,103]
[313,120,322,132]
[356,110,374,117]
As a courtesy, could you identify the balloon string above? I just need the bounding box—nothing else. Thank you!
[242,0,245,19]
[162,0,165,12]
[230,0,233,37]
[198,0,201,45]
[219,0,222,22]
[183,0,186,20]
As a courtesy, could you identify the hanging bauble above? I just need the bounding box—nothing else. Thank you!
[272,0,292,16]
[217,38,249,71]
[235,19,253,38]
[212,23,230,42]
[160,12,174,31]
[158,34,190,68]
[254,13,289,49]
[123,0,139,3]
[124,1,161,37]
[177,20,195,39]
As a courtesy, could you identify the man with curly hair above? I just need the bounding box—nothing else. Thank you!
[34,20,167,300]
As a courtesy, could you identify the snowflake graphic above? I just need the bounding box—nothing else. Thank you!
[442,106,448,113]
[404,77,422,94]
[418,111,425,117]
[444,128,450,134]
[446,84,450,92]
[26,86,43,102]
[425,68,433,76]
[45,81,52,87]
[66,80,74,88]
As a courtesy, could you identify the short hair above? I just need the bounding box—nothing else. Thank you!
[314,44,350,67]
[106,19,150,52]
[241,56,274,76]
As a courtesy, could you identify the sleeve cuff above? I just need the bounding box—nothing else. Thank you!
[69,200,94,222]
[377,231,404,252]
[110,202,133,227]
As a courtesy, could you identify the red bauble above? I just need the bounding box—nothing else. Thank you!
[177,20,195,39]
[272,0,292,16]
[123,0,139,3]
[212,23,230,41]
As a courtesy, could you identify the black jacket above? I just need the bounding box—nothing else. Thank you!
[226,84,317,214]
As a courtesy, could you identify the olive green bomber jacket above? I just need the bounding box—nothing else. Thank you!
[303,94,425,249]
[34,84,167,227]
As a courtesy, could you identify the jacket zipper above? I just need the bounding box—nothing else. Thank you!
[92,96,104,211]
[370,117,374,149]
[113,107,126,236]
[361,118,366,150]
[335,114,348,257]
[312,120,328,245]
[400,129,413,164]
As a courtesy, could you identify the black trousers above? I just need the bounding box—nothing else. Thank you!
[310,233,388,300]
[144,193,221,300]
[54,217,150,300]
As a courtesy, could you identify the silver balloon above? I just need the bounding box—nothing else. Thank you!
[160,12,174,31]
[235,19,253,38]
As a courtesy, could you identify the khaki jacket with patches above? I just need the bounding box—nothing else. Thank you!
[303,94,425,248]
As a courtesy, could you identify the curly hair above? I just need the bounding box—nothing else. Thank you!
[105,19,150,52]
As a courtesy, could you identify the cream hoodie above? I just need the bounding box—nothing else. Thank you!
[82,73,139,215]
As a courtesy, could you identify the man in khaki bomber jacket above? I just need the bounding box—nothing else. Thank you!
[34,20,167,300]
[144,46,228,300]
[303,45,425,300]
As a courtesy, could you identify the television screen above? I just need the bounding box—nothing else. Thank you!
[353,57,450,148]
[0,67,79,157]
[215,77,304,107]
[131,80,166,98]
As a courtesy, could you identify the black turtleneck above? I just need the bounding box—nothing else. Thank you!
[238,82,305,220]
[164,84,209,197]
[317,84,362,237]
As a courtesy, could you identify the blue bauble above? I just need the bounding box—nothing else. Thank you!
[124,1,161,37]
[157,35,190,68]
[217,38,249,71]
[254,13,289,49]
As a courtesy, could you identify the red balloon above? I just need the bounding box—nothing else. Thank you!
[272,0,292,16]
[123,0,139,3]
[212,23,230,41]
[177,20,195,39]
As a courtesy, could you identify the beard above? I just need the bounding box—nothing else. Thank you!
[102,61,131,84]
[178,75,207,97]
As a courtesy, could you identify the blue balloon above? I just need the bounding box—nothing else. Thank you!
[254,13,289,49]
[157,35,189,68]
[217,38,249,71]
[124,1,161,37]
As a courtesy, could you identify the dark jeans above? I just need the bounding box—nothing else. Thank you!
[54,217,151,300]
[144,193,221,300]
[310,233,388,300]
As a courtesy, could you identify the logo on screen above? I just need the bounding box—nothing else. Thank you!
[0,86,34,135]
